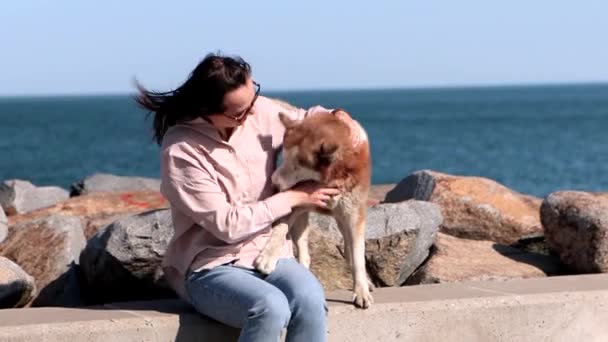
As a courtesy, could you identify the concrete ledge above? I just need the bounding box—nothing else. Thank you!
[1,274,608,341]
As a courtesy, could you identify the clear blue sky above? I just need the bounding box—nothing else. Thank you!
[1,1,607,96]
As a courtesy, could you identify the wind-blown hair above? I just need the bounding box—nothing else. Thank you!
[135,53,251,145]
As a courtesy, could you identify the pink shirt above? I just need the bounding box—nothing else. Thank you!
[160,96,327,299]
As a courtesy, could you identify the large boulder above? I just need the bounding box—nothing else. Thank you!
[70,173,161,196]
[0,207,6,243]
[385,170,543,244]
[7,191,168,239]
[0,256,36,308]
[406,233,565,285]
[78,200,440,302]
[365,201,442,286]
[79,209,175,304]
[306,227,350,291]
[541,191,608,273]
[0,215,86,307]
[308,201,442,289]
[0,180,69,215]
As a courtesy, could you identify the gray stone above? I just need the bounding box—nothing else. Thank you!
[70,173,161,196]
[78,200,441,301]
[385,170,436,202]
[541,191,608,273]
[79,209,175,304]
[308,201,443,288]
[0,256,36,308]
[306,227,351,291]
[365,201,442,285]
[0,179,69,215]
[0,215,85,307]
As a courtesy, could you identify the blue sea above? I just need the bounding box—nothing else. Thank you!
[1,83,607,197]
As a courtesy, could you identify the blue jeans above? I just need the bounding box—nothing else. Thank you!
[185,257,327,342]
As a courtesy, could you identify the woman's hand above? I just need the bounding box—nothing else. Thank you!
[285,181,341,209]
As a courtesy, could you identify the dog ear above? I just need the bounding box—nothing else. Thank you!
[278,112,295,129]
[316,141,339,168]
[331,108,351,121]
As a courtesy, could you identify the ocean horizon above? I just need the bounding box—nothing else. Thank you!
[1,82,607,197]
[2,81,607,99]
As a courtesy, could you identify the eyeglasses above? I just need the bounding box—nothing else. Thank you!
[221,81,260,123]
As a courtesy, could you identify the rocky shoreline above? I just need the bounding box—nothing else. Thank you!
[1,171,607,308]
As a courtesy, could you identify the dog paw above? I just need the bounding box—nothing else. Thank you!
[352,286,373,309]
[296,254,311,269]
[368,279,376,292]
[253,253,278,275]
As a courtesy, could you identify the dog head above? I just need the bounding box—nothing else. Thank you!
[271,112,343,191]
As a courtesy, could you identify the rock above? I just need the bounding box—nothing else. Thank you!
[0,215,86,307]
[0,256,36,308]
[510,234,552,256]
[70,173,161,196]
[406,233,565,285]
[307,201,442,289]
[385,170,542,244]
[365,201,442,286]
[541,191,608,273]
[307,228,351,291]
[0,179,69,215]
[0,181,35,212]
[7,191,168,239]
[79,209,176,304]
[368,184,396,206]
[0,207,6,243]
[386,171,436,202]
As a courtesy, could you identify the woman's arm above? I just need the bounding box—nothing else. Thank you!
[161,145,338,244]
[161,146,290,243]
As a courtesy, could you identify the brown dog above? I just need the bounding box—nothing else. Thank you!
[254,108,373,309]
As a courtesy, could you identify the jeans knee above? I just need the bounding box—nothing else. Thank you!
[292,289,327,317]
[251,292,291,329]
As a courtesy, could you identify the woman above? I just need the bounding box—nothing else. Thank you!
[136,53,338,342]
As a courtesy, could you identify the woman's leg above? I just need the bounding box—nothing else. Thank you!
[265,258,328,342]
[185,264,291,342]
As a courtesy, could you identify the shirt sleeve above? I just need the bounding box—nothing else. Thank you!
[160,144,293,244]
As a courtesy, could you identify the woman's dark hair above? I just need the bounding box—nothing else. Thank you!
[135,53,252,145]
